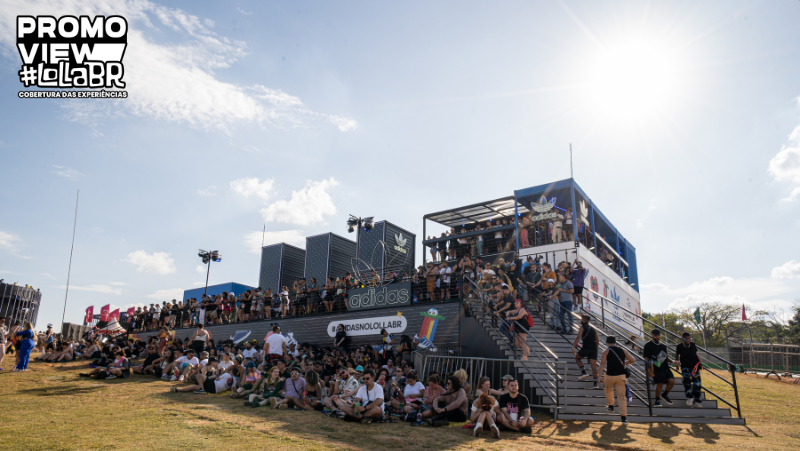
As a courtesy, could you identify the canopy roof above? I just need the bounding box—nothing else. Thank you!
[424,196,530,227]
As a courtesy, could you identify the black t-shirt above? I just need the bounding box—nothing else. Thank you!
[643,341,670,371]
[335,330,346,346]
[676,342,700,369]
[605,347,627,376]
[498,393,530,419]
[143,353,158,367]
[579,323,597,350]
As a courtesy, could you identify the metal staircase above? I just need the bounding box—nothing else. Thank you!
[462,278,746,425]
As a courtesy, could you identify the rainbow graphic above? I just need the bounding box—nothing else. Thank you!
[418,308,446,342]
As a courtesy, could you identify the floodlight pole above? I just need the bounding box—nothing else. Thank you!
[61,190,79,332]
[204,259,212,297]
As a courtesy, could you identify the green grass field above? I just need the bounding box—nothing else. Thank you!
[1,360,799,450]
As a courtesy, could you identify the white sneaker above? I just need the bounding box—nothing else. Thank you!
[170,375,177,382]
[161,374,170,379]
[686,398,694,406]
[490,424,500,438]
[578,373,591,380]
[106,375,117,379]
[178,375,184,382]
[473,423,483,437]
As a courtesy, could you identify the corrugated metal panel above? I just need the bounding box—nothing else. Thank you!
[281,244,306,289]
[330,233,357,279]
[384,221,416,274]
[259,244,284,293]
[305,234,331,285]
[357,221,386,274]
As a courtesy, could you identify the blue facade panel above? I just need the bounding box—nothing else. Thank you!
[182,282,257,302]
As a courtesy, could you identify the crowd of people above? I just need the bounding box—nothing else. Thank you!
[19,321,536,437]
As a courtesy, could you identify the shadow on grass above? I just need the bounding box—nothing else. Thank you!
[591,422,634,445]
[151,388,548,451]
[647,422,682,444]
[21,385,106,397]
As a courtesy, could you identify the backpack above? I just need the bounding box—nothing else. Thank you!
[526,312,534,328]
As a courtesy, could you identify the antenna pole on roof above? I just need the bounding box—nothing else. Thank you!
[570,143,573,179]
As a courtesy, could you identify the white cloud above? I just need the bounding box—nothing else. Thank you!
[0,230,20,250]
[244,230,306,253]
[230,177,274,201]
[192,282,205,286]
[772,260,800,279]
[122,250,177,275]
[57,284,123,295]
[0,230,29,259]
[261,178,339,226]
[237,7,252,15]
[196,264,206,273]
[644,274,799,312]
[198,185,218,196]
[52,165,84,180]
[769,118,800,201]
[0,0,356,133]
[146,288,184,300]
[109,282,128,286]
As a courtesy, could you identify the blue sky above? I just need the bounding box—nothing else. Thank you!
[0,0,798,330]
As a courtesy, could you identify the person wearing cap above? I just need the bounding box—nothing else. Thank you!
[44,323,55,352]
[597,336,635,424]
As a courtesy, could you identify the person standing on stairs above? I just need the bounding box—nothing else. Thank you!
[598,336,635,424]
[643,329,674,407]
[574,314,600,388]
[555,273,575,334]
[675,332,703,408]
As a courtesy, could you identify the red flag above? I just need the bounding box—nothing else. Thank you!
[85,306,94,324]
[100,304,110,322]
[126,307,135,317]
[109,309,120,323]
[742,304,747,321]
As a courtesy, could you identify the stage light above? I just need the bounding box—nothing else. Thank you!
[363,217,375,231]
[348,225,355,233]
[589,247,595,251]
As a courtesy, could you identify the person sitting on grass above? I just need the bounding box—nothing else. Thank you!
[302,369,325,411]
[324,367,360,413]
[474,376,508,399]
[169,358,234,394]
[422,376,468,427]
[496,379,534,434]
[247,366,285,407]
[230,363,260,399]
[389,370,425,415]
[132,345,159,375]
[273,367,307,410]
[339,369,384,424]
[79,351,130,380]
[470,390,500,438]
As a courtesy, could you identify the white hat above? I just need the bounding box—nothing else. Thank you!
[547,279,554,284]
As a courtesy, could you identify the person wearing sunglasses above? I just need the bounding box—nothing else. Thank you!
[273,367,306,410]
[324,367,360,412]
[340,369,384,424]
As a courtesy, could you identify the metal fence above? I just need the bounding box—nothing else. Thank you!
[416,353,569,414]
[0,283,42,327]
[707,345,800,375]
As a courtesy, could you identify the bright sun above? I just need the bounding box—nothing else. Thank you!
[584,40,682,123]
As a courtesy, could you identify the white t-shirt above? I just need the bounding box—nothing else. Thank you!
[356,384,384,412]
[199,358,208,367]
[403,381,425,399]
[266,333,286,355]
[176,356,199,367]
[440,266,452,283]
[214,373,234,393]
[242,348,257,359]
[218,360,233,370]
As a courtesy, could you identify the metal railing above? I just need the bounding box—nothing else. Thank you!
[0,283,42,327]
[581,287,742,418]
[416,354,568,413]
[528,291,653,416]
[460,276,565,417]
